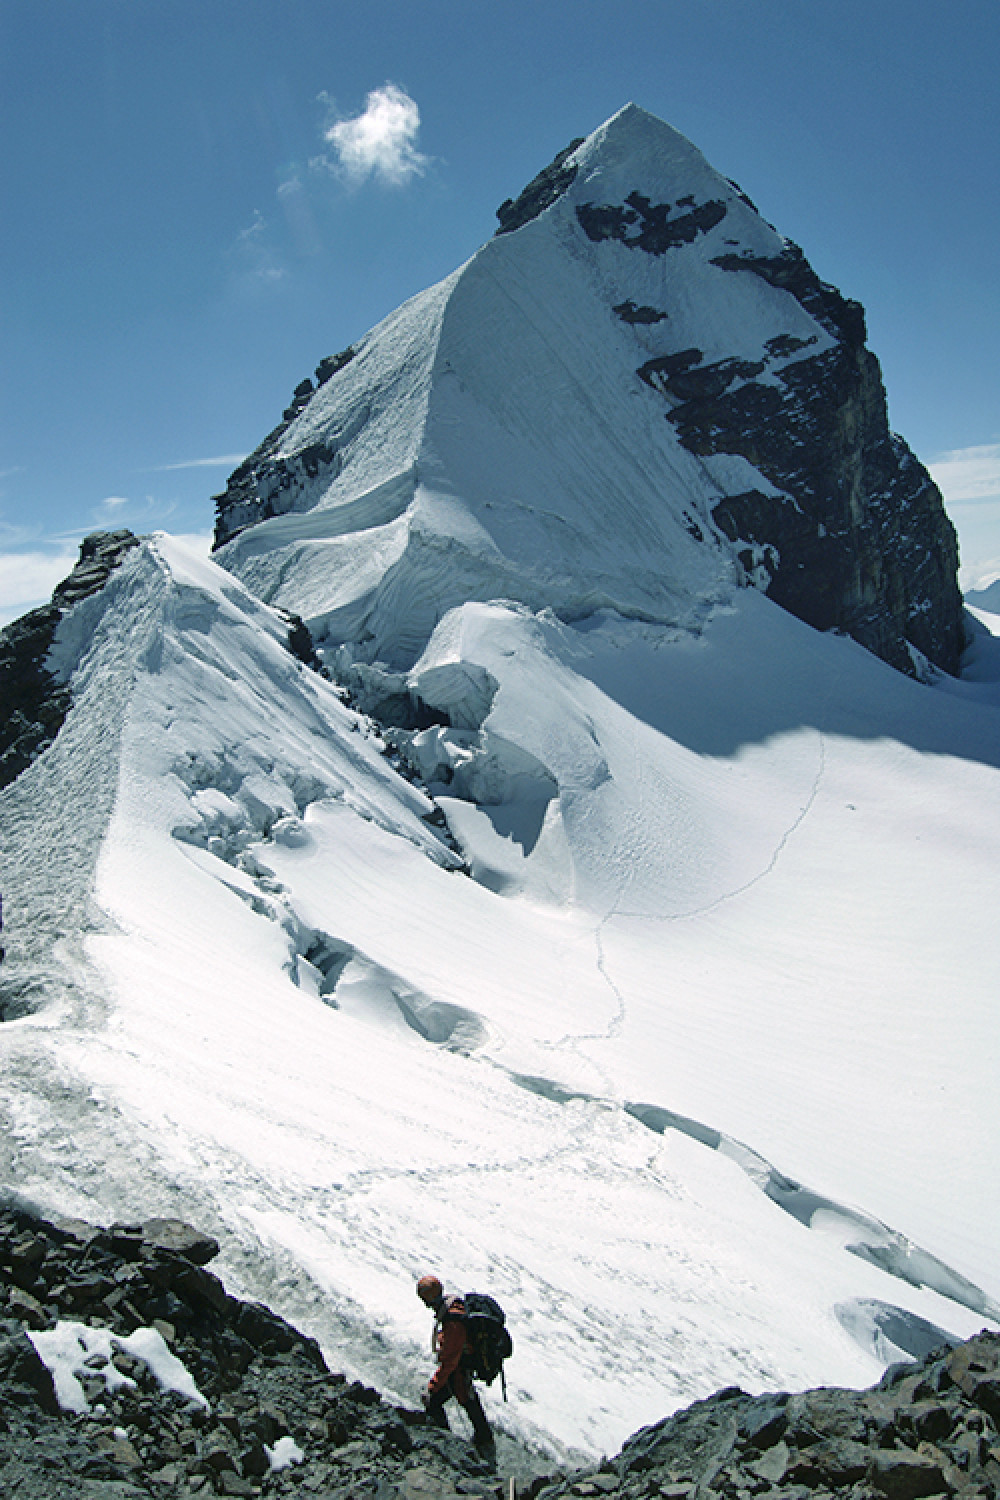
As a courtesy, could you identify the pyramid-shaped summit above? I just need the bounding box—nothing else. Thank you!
[213,104,964,679]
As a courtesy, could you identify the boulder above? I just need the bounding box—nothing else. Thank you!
[0,1321,60,1413]
[138,1218,221,1266]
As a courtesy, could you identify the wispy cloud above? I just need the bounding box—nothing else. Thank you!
[102,495,131,509]
[317,83,428,187]
[149,456,245,473]
[928,442,1000,503]
[230,209,287,290]
[927,444,1000,591]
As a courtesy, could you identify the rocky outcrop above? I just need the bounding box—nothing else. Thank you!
[533,1335,1000,1500]
[576,191,728,253]
[613,300,669,325]
[642,242,963,677]
[49,530,143,611]
[211,352,355,549]
[495,139,585,235]
[0,530,140,790]
[0,604,70,793]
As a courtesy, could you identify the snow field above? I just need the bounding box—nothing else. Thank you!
[6,537,981,1458]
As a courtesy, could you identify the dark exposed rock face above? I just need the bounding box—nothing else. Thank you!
[4,1203,1000,1500]
[284,612,323,672]
[212,352,355,549]
[711,244,867,345]
[566,172,964,677]
[576,191,728,254]
[0,531,140,791]
[50,530,143,611]
[0,604,70,793]
[495,139,585,235]
[613,300,669,326]
[639,241,963,677]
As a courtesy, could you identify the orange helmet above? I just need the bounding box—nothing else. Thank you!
[416,1274,443,1305]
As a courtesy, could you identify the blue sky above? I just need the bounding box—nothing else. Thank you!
[2,0,998,624]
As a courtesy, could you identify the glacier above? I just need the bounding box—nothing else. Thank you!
[1,104,999,1464]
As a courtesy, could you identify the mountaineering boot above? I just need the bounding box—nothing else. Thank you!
[474,1432,497,1469]
[422,1394,451,1430]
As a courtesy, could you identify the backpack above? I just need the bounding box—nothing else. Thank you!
[462,1291,513,1397]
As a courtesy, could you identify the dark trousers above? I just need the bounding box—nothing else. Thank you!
[425,1365,493,1449]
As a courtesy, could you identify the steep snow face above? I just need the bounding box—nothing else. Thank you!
[214,273,459,662]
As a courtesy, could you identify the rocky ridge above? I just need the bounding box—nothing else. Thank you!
[0,531,140,792]
[0,1203,532,1499]
[211,352,356,549]
[0,532,324,816]
[3,1204,999,1500]
[535,1344,1000,1500]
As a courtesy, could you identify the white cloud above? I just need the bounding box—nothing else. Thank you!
[928,442,1000,503]
[320,83,427,186]
[102,495,131,509]
[928,445,1000,590]
[0,545,80,626]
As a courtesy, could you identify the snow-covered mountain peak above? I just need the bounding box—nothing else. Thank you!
[564,99,738,209]
[214,103,962,680]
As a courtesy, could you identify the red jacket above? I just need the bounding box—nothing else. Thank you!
[427,1295,468,1396]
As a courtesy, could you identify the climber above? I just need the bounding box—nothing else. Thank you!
[416,1274,495,1463]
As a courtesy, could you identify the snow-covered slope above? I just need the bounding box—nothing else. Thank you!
[966,579,1000,614]
[2,527,998,1460]
[1,105,997,1465]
